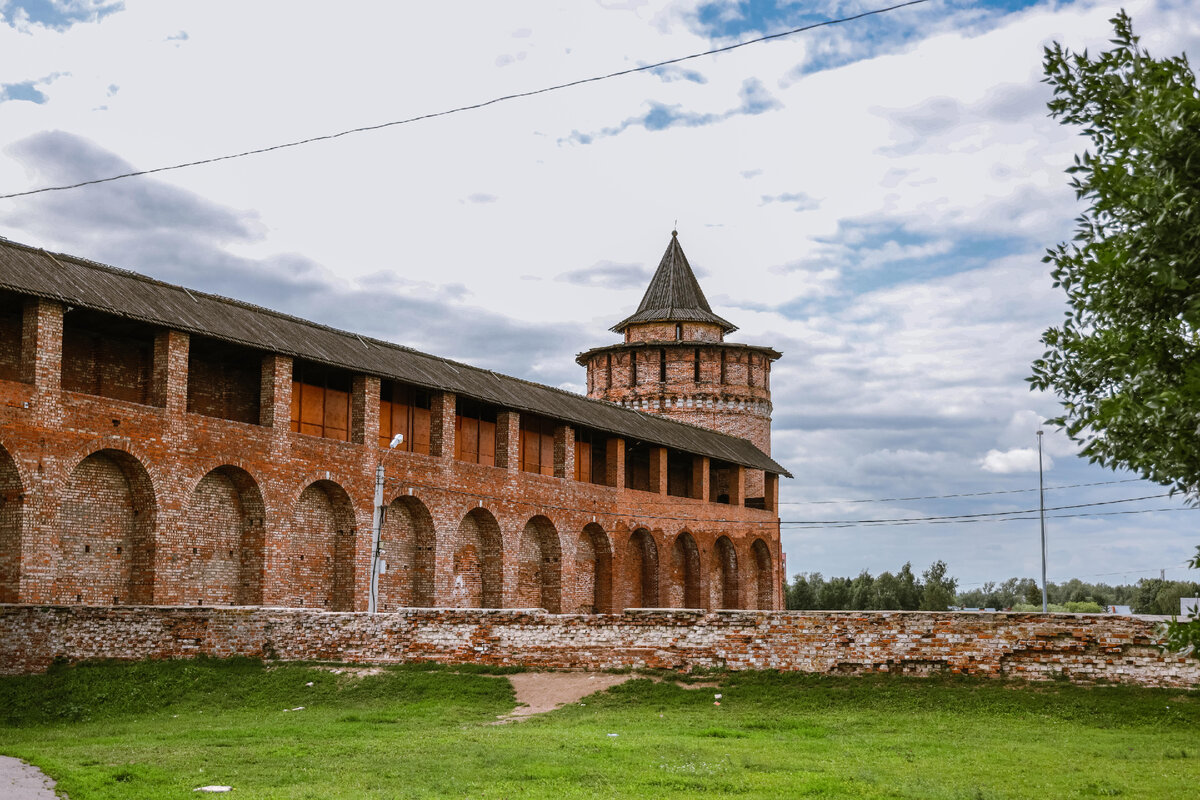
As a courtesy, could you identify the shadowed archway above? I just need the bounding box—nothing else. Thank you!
[627,528,659,608]
[378,495,437,609]
[0,445,23,603]
[711,535,739,610]
[55,449,157,605]
[452,507,503,608]
[575,523,613,613]
[752,538,773,610]
[180,465,266,606]
[669,531,702,609]
[290,480,356,610]
[517,515,562,612]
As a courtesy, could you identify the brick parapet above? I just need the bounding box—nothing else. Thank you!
[1,605,1196,689]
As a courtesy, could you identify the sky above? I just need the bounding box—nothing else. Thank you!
[1,0,1198,592]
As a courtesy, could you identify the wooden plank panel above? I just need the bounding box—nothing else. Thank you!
[411,407,430,454]
[300,383,323,428]
[575,440,591,483]
[324,387,349,440]
[540,430,554,476]
[378,398,394,448]
[479,420,496,466]
[521,428,539,473]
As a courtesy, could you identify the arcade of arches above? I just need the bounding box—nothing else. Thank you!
[0,440,776,611]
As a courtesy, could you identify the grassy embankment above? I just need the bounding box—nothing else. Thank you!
[0,658,1196,798]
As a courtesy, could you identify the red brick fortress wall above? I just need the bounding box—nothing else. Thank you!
[0,297,783,614]
[1,605,1196,689]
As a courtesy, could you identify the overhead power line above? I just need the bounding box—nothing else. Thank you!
[778,478,1143,505]
[780,492,1171,526]
[0,0,931,201]
[782,505,1197,531]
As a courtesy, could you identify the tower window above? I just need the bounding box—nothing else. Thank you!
[694,348,701,382]
[630,350,638,386]
[720,350,727,384]
[659,348,666,382]
[675,323,683,341]
[606,353,613,388]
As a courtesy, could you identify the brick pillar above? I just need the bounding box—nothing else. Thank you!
[429,391,456,458]
[259,354,292,429]
[150,330,189,414]
[496,410,520,471]
[351,374,380,446]
[18,300,63,602]
[764,472,779,514]
[728,465,745,507]
[21,299,62,428]
[148,330,189,605]
[553,425,575,479]
[258,354,291,607]
[606,437,625,489]
[648,446,667,494]
[692,455,709,501]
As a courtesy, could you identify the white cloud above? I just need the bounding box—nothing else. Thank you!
[1,0,1196,586]
[980,447,1050,474]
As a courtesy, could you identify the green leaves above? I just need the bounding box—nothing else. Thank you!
[1035,12,1200,502]
[1037,14,1200,659]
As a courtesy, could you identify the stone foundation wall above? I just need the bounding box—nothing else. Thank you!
[2,605,1197,688]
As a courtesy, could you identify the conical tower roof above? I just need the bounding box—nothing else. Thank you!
[611,231,738,334]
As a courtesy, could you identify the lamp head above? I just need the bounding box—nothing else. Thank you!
[389,433,404,449]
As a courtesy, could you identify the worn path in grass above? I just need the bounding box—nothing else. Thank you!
[0,755,61,799]
[498,672,633,721]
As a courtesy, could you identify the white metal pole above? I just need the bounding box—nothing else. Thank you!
[369,461,385,614]
[369,434,403,614]
[1037,430,1048,613]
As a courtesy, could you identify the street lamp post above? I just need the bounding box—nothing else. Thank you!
[369,433,404,613]
[1037,430,1048,613]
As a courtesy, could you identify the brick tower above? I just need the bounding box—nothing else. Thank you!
[577,231,780,498]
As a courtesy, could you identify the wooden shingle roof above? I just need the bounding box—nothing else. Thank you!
[0,237,790,477]
[611,231,737,334]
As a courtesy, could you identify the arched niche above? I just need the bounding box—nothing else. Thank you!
[55,449,157,605]
[451,507,503,608]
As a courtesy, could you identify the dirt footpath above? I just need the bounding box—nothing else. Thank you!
[497,671,634,721]
[0,756,60,799]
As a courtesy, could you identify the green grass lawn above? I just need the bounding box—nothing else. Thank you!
[0,658,1196,799]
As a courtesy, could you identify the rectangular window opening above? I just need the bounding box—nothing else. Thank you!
[62,307,154,405]
[187,336,262,425]
[624,441,651,492]
[0,291,24,384]
[379,380,432,454]
[666,449,693,498]
[290,360,352,442]
[575,428,610,485]
[520,413,556,476]
[454,397,498,466]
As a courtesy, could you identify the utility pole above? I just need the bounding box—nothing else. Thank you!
[369,434,404,613]
[1037,430,1048,613]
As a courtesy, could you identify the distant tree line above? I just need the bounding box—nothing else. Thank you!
[786,562,1200,614]
[785,561,957,612]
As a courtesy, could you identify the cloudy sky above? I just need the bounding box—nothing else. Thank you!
[2,0,1198,591]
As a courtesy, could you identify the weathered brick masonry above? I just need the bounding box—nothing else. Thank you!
[0,236,788,618]
[1,605,1196,689]
[578,232,780,499]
